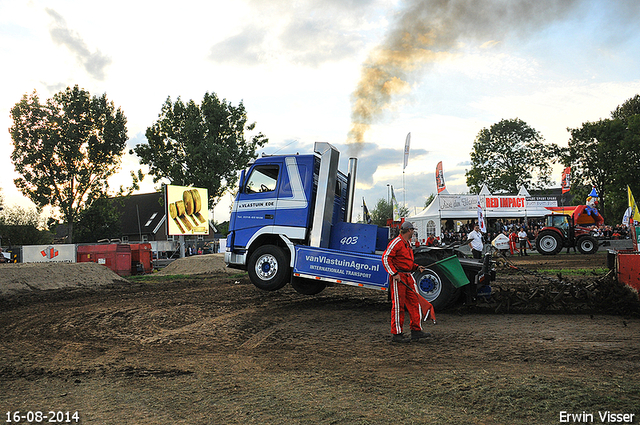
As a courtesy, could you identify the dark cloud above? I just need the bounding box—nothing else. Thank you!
[40,81,66,94]
[45,8,111,80]
[278,18,364,66]
[209,0,377,66]
[209,26,267,65]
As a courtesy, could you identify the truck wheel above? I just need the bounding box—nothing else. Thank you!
[536,231,562,255]
[413,268,459,311]
[576,236,598,254]
[248,245,289,291]
[291,276,326,295]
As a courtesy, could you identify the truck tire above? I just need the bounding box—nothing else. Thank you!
[536,231,562,255]
[576,235,598,255]
[290,276,326,295]
[247,245,290,291]
[413,268,459,311]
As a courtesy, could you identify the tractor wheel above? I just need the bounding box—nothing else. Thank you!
[576,235,598,255]
[290,276,326,295]
[413,267,459,311]
[247,245,290,291]
[536,231,563,255]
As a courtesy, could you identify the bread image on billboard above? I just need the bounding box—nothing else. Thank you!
[165,185,209,235]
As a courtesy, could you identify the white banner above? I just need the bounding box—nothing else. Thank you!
[439,195,528,212]
[403,132,411,170]
[22,244,76,263]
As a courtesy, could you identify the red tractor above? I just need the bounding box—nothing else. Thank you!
[535,205,603,255]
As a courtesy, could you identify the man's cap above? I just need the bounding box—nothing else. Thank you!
[401,221,415,230]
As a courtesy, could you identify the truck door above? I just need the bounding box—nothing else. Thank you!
[230,162,280,247]
[273,156,312,229]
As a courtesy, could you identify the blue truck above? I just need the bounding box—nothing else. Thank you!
[225,142,494,309]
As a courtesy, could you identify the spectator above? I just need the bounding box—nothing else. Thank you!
[467,224,484,259]
[518,227,529,256]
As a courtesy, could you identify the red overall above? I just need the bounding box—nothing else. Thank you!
[382,236,422,335]
[508,232,519,255]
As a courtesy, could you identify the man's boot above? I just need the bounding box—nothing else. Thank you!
[411,330,432,341]
[391,333,411,343]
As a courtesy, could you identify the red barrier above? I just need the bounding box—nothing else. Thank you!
[77,244,132,277]
[130,243,152,274]
[617,251,640,293]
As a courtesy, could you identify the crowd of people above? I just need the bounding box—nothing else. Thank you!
[419,218,632,248]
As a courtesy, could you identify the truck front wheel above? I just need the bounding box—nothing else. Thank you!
[248,245,290,291]
[536,231,562,255]
[413,268,458,311]
[576,236,598,254]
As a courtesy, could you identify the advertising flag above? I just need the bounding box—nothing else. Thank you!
[477,195,487,233]
[435,161,446,193]
[561,167,571,194]
[391,185,400,221]
[363,197,372,224]
[628,186,640,225]
[403,132,411,170]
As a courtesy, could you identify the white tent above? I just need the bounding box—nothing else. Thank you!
[517,185,531,197]
[408,192,556,240]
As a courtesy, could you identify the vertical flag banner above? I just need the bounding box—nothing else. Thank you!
[435,161,446,193]
[403,132,411,170]
[477,195,487,233]
[363,197,372,224]
[391,185,400,221]
[561,167,571,194]
[628,186,640,225]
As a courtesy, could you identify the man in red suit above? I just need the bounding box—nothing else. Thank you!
[382,221,432,343]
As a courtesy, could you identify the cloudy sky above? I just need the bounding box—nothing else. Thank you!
[1,0,640,222]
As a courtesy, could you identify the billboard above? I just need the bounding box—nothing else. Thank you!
[23,244,76,263]
[165,185,209,236]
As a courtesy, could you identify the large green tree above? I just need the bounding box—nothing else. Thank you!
[10,85,128,242]
[134,92,268,209]
[465,118,558,194]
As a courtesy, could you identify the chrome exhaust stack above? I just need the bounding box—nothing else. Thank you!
[346,157,357,223]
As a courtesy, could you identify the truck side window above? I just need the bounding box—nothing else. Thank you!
[245,165,279,194]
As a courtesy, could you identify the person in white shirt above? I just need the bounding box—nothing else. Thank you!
[518,227,529,256]
[467,224,484,259]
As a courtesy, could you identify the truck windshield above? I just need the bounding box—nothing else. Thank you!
[245,165,279,194]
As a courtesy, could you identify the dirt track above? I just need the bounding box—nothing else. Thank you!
[1,252,639,425]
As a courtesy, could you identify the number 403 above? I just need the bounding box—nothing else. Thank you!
[340,236,358,245]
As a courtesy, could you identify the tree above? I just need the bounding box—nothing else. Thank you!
[424,193,435,209]
[611,94,640,122]
[134,93,268,209]
[74,196,123,243]
[465,118,558,194]
[564,116,640,223]
[0,205,51,246]
[10,85,128,243]
[370,198,409,227]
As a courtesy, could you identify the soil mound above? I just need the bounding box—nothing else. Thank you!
[0,262,127,297]
[155,253,237,276]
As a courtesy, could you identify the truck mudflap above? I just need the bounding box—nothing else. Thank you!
[293,246,389,291]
